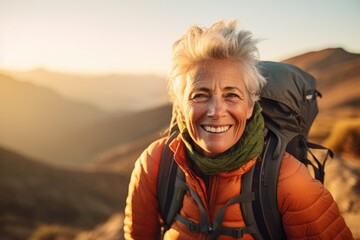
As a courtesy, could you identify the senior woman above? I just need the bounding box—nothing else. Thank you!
[123,20,352,239]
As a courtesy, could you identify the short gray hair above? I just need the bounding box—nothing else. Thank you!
[168,19,266,110]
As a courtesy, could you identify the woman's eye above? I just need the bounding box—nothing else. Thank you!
[191,93,209,101]
[225,93,240,99]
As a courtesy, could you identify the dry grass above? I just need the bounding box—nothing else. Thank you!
[320,118,360,238]
[323,118,360,156]
[29,225,80,240]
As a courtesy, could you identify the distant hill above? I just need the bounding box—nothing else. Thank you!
[0,68,169,112]
[0,73,172,166]
[73,103,172,170]
[0,74,110,164]
[0,146,128,240]
[93,128,168,177]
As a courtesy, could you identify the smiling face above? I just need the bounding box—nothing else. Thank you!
[179,59,254,158]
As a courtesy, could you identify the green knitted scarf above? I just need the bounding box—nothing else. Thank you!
[177,102,264,175]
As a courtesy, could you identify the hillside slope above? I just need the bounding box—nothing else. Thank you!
[0,146,128,240]
[0,74,111,164]
[0,73,171,166]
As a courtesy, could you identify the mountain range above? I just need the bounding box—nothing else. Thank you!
[1,69,169,112]
[0,74,171,165]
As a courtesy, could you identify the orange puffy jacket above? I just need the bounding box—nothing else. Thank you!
[124,137,353,239]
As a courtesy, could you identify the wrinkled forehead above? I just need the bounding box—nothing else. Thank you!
[185,59,246,90]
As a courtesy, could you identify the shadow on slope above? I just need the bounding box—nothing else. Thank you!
[0,146,128,240]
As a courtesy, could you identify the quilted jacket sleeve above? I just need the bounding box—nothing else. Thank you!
[123,139,165,240]
[277,153,353,239]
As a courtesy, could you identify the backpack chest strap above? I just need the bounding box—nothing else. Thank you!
[175,178,256,239]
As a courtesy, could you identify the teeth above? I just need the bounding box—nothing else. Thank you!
[203,125,230,133]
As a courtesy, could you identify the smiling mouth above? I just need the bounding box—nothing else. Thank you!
[202,125,231,133]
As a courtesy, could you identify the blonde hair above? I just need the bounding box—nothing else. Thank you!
[168,19,266,110]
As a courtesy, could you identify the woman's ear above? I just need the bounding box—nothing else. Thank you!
[246,101,255,119]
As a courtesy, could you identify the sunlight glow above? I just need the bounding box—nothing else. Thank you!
[0,0,359,74]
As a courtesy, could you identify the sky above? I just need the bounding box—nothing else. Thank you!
[0,0,359,74]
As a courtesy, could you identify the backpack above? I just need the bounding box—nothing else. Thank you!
[157,61,334,239]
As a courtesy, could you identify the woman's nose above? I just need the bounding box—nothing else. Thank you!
[207,96,226,119]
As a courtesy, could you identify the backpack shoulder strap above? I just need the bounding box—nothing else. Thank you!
[241,128,286,240]
[241,161,264,239]
[258,129,286,239]
[157,124,186,231]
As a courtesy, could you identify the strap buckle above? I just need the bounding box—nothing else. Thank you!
[187,222,200,232]
[232,228,244,238]
[208,224,215,232]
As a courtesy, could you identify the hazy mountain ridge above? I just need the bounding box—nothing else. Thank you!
[0,73,171,166]
[93,123,170,176]
[0,74,112,165]
[0,68,169,112]
[74,104,172,167]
